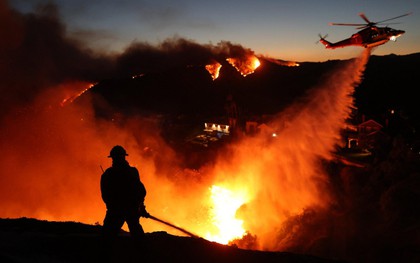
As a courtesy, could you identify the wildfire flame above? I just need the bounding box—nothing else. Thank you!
[205,185,249,244]
[226,55,260,77]
[205,62,222,80]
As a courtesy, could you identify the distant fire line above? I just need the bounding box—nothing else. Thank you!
[60,83,96,107]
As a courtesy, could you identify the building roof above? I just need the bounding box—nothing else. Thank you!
[358,119,383,129]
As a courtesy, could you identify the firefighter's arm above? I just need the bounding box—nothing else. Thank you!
[139,203,150,218]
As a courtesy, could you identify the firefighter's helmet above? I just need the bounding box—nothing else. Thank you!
[108,145,128,158]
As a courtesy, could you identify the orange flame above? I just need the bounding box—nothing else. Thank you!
[205,62,222,80]
[205,185,249,244]
[226,55,260,77]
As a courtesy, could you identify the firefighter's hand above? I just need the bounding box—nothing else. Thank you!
[139,203,150,218]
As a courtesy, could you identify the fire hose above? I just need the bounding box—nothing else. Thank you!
[145,214,200,239]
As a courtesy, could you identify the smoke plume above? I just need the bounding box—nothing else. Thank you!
[0,1,269,230]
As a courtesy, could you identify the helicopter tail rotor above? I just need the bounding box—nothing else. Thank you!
[316,34,329,45]
[319,33,328,39]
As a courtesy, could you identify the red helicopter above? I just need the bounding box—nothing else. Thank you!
[319,12,411,49]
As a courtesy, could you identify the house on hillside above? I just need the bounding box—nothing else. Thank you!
[345,119,388,150]
[244,120,277,138]
[204,122,230,135]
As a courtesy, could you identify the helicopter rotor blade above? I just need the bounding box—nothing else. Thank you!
[377,22,401,26]
[329,22,366,26]
[327,12,412,29]
[358,13,372,24]
[356,26,368,30]
[376,12,412,24]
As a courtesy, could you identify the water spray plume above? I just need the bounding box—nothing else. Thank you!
[197,49,371,249]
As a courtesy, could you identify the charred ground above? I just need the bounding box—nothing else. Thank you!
[0,217,344,263]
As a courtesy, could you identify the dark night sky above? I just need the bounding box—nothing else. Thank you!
[9,0,420,62]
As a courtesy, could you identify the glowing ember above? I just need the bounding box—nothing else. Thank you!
[60,82,96,107]
[226,56,260,77]
[132,73,145,79]
[205,185,248,244]
[205,62,222,80]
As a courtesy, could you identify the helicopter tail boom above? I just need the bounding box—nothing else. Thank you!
[319,37,333,49]
[319,35,360,49]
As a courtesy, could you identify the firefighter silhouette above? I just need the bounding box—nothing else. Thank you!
[100,145,149,239]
